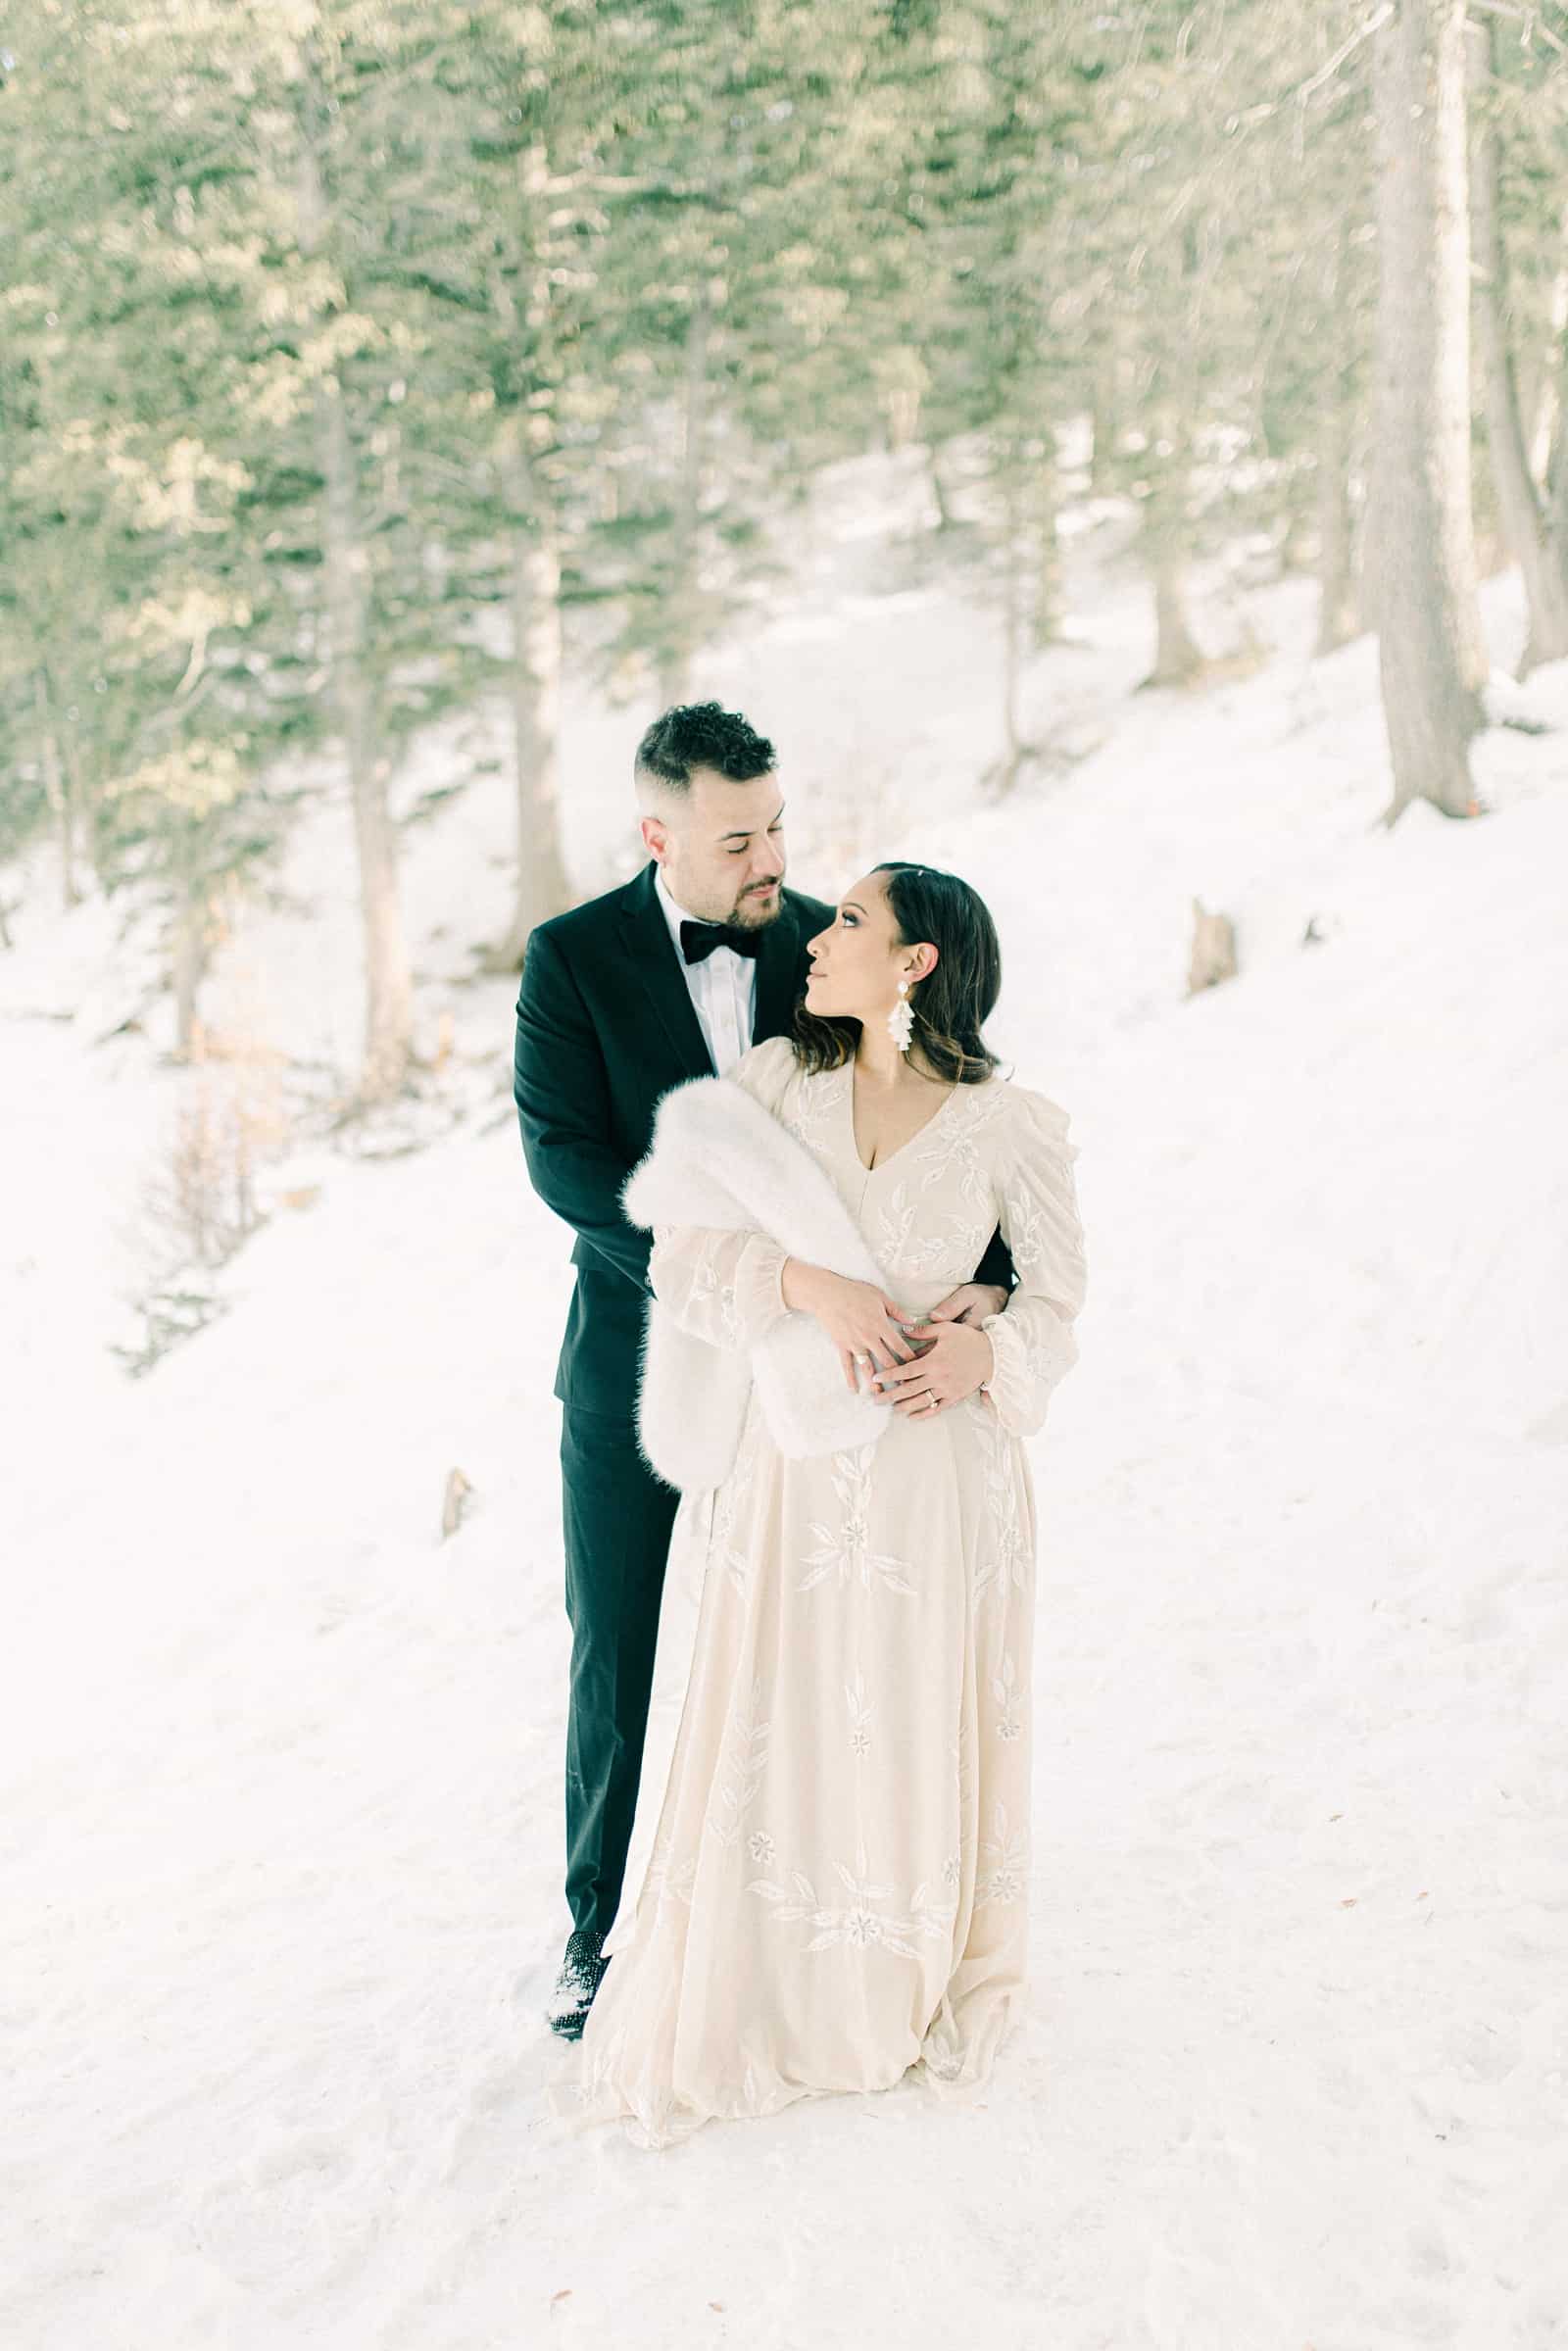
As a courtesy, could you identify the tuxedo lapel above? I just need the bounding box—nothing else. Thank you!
[618,862,714,1079]
[753,890,806,1045]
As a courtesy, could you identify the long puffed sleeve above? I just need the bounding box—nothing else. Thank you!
[645,1037,800,1349]
[647,1224,791,1349]
[979,1090,1088,1437]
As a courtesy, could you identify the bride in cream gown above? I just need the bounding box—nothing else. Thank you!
[567,861,1088,2147]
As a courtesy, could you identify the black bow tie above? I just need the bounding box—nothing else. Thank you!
[679,918,762,966]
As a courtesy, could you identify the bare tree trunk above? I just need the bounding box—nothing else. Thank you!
[1135,377,1206,687]
[1147,538,1204,684]
[1467,17,1568,673]
[1370,0,1485,825]
[486,146,572,969]
[297,115,413,1102]
[1027,446,1062,649]
[659,292,710,710]
[1139,409,1205,688]
[997,465,1025,795]
[1525,227,1568,656]
[34,669,81,909]
[1280,469,1317,575]
[885,386,921,450]
[1545,335,1568,629]
[171,868,212,1060]
[318,369,413,1100]
[1315,389,1360,655]
[1315,229,1361,656]
[1089,333,1118,495]
[1527,232,1568,480]
[927,445,956,532]
[490,468,570,966]
[1520,343,1551,483]
[61,732,102,889]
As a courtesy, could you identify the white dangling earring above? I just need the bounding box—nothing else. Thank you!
[887,978,914,1053]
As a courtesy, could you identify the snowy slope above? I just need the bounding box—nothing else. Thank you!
[4,460,1567,2351]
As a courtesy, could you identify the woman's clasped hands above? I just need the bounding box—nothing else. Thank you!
[780,1259,996,1417]
[780,1260,915,1391]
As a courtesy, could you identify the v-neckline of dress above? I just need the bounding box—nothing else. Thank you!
[842,1061,961,1178]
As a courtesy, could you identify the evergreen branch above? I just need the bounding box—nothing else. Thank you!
[1466,0,1567,55]
[1293,6,1395,107]
[358,264,492,315]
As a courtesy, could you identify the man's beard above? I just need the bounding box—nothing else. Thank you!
[669,865,787,926]
[729,880,785,927]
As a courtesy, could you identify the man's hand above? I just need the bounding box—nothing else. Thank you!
[874,1321,995,1419]
[928,1282,1008,1329]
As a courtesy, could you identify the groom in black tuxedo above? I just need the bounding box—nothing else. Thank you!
[513,703,1011,2037]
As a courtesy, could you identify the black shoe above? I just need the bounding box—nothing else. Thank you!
[547,1928,609,2041]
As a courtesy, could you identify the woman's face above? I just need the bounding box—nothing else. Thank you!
[804,871,932,1024]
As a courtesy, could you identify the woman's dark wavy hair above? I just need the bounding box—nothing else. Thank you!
[791,861,1003,1085]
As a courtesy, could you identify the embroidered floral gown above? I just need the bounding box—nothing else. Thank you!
[569,1035,1088,2146]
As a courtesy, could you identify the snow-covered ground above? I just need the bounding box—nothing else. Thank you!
[4,453,1566,2349]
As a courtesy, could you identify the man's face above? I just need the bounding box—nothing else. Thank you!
[642,766,788,927]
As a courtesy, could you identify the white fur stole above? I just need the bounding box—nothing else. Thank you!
[621,1075,893,1493]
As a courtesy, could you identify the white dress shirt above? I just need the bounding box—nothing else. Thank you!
[655,866,758,1077]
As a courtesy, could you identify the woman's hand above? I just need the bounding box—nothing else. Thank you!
[781,1260,919,1393]
[873,1320,995,1419]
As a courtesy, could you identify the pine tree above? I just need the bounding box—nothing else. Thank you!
[1371,0,1486,823]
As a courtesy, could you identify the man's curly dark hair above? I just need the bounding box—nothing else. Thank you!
[634,702,777,798]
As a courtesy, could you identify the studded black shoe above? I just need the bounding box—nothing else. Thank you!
[546,1928,609,2040]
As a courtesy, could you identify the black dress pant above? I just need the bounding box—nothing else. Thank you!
[560,1405,680,1942]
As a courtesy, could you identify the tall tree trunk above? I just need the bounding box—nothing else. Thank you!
[1280,466,1317,574]
[61,731,102,890]
[297,116,413,1102]
[1148,541,1204,685]
[1140,411,1205,687]
[659,292,710,710]
[317,368,413,1100]
[490,463,570,967]
[1089,333,1119,496]
[996,463,1025,795]
[1467,17,1568,673]
[1315,227,1361,656]
[880,349,922,452]
[1527,232,1568,480]
[34,669,81,909]
[1028,445,1062,649]
[1370,0,1485,825]
[927,444,956,532]
[1545,331,1568,631]
[486,147,572,969]
[1315,387,1360,655]
[171,864,212,1060]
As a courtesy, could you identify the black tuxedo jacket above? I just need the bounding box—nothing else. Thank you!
[513,859,1012,1421]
